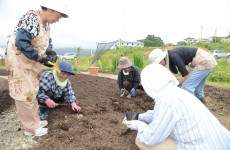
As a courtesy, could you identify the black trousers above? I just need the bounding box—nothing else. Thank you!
[38,90,65,107]
[123,80,144,92]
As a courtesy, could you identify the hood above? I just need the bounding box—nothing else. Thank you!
[141,64,179,99]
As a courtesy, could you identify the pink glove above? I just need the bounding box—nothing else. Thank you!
[45,99,56,108]
[71,103,81,112]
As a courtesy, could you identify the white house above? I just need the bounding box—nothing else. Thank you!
[207,36,230,43]
[184,37,197,44]
[111,39,144,49]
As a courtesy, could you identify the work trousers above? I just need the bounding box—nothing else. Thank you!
[15,100,40,133]
[135,137,178,150]
[38,91,65,120]
[123,80,144,92]
[181,68,213,100]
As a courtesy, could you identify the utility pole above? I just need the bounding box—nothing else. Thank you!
[214,27,217,43]
[200,26,203,42]
[165,35,167,45]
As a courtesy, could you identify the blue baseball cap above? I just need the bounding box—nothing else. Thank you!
[58,62,75,75]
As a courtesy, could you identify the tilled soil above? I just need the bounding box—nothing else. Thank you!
[0,69,229,150]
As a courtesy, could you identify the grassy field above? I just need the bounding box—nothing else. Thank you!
[1,43,230,87]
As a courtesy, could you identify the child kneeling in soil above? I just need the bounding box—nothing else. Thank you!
[37,62,81,120]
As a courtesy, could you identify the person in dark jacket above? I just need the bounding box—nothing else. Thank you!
[117,56,144,99]
[148,47,217,103]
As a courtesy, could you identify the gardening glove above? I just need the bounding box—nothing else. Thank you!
[123,120,147,131]
[120,88,125,97]
[37,56,53,67]
[71,103,81,112]
[130,88,135,96]
[46,50,57,62]
[45,99,56,108]
[123,117,127,122]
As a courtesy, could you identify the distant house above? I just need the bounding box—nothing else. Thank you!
[220,37,230,43]
[184,37,197,44]
[110,39,144,49]
[207,36,230,43]
[197,38,211,43]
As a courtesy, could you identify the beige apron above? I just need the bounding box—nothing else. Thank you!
[5,13,50,102]
[190,48,217,70]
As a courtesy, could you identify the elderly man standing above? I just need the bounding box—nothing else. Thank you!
[117,56,144,98]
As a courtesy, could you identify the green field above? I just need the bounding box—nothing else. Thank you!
[1,43,230,87]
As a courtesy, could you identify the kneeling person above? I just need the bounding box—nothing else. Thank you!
[37,62,81,120]
[117,56,144,98]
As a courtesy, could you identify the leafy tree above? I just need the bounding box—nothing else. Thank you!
[139,34,164,47]
[75,46,81,57]
[177,41,187,45]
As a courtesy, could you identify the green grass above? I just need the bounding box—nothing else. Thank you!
[1,43,230,87]
[208,59,230,83]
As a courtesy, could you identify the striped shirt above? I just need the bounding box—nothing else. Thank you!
[138,86,230,149]
[36,71,77,104]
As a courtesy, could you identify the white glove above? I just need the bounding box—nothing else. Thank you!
[123,120,147,131]
[123,117,127,122]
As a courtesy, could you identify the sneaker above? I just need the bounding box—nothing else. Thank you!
[24,127,48,136]
[40,120,48,128]
[40,114,48,120]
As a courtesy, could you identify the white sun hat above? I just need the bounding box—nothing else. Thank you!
[41,0,69,18]
[148,48,168,64]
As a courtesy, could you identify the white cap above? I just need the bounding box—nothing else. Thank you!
[148,48,167,64]
[41,0,69,18]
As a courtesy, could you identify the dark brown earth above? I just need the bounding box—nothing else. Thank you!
[0,69,229,150]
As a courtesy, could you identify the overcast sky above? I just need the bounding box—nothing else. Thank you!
[0,0,230,49]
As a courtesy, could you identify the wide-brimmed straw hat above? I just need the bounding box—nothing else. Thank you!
[118,57,132,69]
[148,48,168,64]
[41,0,69,18]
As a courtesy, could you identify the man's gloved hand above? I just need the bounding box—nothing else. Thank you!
[45,99,56,108]
[120,88,125,97]
[37,56,53,67]
[131,88,135,96]
[46,50,57,62]
[71,103,81,112]
[123,120,147,131]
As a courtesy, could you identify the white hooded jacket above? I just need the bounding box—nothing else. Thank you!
[137,64,230,149]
